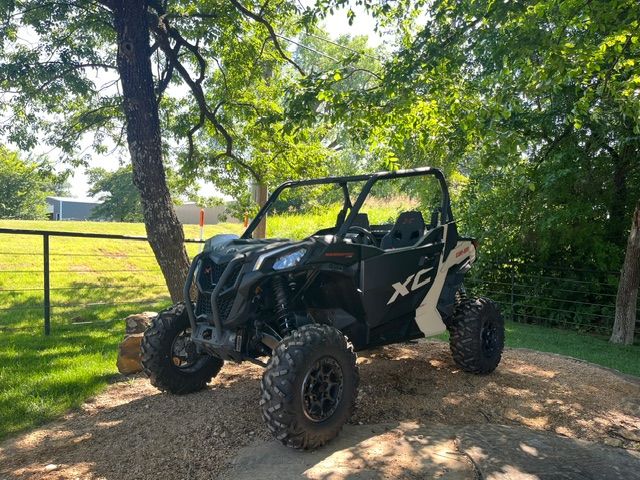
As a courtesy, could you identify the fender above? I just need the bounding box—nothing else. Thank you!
[414,225,476,336]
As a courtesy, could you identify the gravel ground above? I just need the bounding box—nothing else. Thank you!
[1,340,639,479]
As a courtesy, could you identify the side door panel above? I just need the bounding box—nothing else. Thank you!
[360,242,444,328]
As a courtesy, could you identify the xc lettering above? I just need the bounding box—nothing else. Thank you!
[387,274,414,305]
[386,267,434,305]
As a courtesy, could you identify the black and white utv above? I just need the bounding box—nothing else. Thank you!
[141,167,505,449]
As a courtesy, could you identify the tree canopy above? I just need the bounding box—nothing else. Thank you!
[0,0,364,298]
[298,0,640,274]
[0,147,68,219]
[87,165,143,222]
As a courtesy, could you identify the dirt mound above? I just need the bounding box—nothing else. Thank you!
[1,341,639,479]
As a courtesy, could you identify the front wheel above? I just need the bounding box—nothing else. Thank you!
[449,297,504,374]
[141,303,223,394]
[260,324,359,449]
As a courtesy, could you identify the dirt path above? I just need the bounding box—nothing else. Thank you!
[1,341,639,479]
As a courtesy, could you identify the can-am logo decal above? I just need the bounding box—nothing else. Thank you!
[387,267,434,305]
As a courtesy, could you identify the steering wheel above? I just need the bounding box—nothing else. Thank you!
[346,226,378,246]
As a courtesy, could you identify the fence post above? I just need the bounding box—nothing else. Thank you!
[510,264,516,322]
[43,233,51,335]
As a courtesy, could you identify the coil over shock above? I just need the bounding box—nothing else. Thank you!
[272,276,295,335]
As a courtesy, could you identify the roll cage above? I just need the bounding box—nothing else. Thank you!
[241,167,454,240]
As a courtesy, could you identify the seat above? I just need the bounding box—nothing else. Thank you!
[380,211,426,250]
[351,213,370,229]
[345,213,373,245]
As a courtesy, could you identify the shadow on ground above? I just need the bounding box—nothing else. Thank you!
[229,421,640,480]
[1,341,639,479]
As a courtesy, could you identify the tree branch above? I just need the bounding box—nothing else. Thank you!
[155,54,175,102]
[149,19,261,182]
[186,110,205,165]
[227,0,306,76]
[340,67,382,82]
[166,26,207,84]
[34,63,118,90]
[534,124,572,166]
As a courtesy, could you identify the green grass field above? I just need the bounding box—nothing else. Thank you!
[1,218,639,440]
[0,219,243,440]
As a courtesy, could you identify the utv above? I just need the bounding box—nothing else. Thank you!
[141,167,504,449]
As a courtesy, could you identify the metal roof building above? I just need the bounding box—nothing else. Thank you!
[46,196,103,221]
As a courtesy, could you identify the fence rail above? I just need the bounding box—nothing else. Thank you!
[0,228,634,337]
[465,261,636,336]
[0,228,204,335]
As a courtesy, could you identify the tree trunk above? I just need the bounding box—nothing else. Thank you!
[610,201,640,345]
[113,0,190,302]
[610,146,630,245]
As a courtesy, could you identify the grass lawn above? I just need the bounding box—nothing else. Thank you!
[437,321,640,377]
[1,218,639,440]
[0,219,242,440]
[504,321,640,376]
[0,310,158,439]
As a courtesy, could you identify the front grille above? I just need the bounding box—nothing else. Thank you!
[217,294,235,322]
[195,261,242,322]
[211,262,226,283]
[195,291,236,322]
[196,292,212,316]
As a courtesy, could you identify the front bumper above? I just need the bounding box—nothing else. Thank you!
[184,253,245,339]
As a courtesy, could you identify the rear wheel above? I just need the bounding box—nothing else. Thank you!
[141,303,223,394]
[260,324,359,449]
[449,297,504,374]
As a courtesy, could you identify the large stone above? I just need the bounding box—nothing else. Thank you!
[124,312,156,334]
[229,422,474,479]
[116,333,144,375]
[457,424,640,480]
[228,422,640,480]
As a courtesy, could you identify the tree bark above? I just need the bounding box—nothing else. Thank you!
[113,0,190,302]
[610,201,640,345]
[609,145,630,245]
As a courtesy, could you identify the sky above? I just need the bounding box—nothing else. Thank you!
[60,4,382,198]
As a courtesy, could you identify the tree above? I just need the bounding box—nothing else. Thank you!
[0,0,329,300]
[0,147,68,219]
[610,201,639,344]
[287,31,385,170]
[304,0,639,258]
[296,0,639,337]
[87,166,143,221]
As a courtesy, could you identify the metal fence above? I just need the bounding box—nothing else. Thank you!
[466,261,636,336]
[0,228,203,335]
[0,227,635,337]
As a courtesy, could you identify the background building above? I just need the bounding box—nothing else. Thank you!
[46,196,103,220]
[174,202,237,225]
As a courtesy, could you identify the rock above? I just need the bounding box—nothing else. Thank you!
[603,437,624,448]
[116,333,144,375]
[615,428,640,442]
[44,464,59,472]
[125,312,156,335]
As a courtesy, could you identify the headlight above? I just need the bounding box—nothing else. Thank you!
[273,248,307,270]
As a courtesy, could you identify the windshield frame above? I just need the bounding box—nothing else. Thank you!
[240,167,453,240]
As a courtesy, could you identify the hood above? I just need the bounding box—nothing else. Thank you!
[203,234,295,262]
